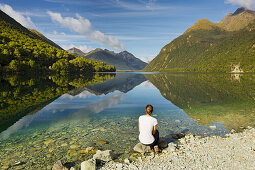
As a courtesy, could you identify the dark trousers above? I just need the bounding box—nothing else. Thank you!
[145,130,159,147]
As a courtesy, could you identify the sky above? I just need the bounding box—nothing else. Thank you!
[0,0,253,62]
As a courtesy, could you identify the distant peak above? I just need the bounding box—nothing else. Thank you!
[185,19,216,33]
[233,7,246,15]
[94,48,103,52]
[68,47,81,51]
[232,7,255,16]
[119,50,130,54]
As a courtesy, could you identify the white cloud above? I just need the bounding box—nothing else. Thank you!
[61,44,94,53]
[47,11,124,50]
[225,0,255,10]
[0,3,36,28]
[114,0,170,11]
[141,56,154,63]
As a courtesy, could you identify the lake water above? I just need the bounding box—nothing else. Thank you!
[0,72,255,169]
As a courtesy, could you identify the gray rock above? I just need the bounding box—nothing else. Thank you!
[159,137,168,149]
[133,143,152,153]
[93,150,115,162]
[116,163,123,169]
[124,158,130,164]
[128,164,138,170]
[81,160,96,170]
[163,143,176,152]
[52,160,68,170]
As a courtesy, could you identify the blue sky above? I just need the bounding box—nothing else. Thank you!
[0,0,251,62]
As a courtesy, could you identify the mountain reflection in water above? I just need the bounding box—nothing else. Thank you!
[1,72,255,169]
[145,73,255,132]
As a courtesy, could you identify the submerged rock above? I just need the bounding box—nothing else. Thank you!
[1,165,10,169]
[70,144,80,149]
[95,140,108,145]
[78,147,98,154]
[172,133,185,139]
[66,150,77,159]
[52,160,68,170]
[93,150,115,162]
[209,126,216,130]
[44,139,54,146]
[61,143,68,147]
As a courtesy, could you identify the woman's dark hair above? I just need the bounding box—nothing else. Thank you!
[146,104,153,113]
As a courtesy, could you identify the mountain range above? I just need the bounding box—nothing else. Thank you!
[67,47,147,70]
[144,8,255,72]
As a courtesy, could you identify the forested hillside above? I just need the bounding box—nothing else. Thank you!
[144,8,255,72]
[0,10,115,75]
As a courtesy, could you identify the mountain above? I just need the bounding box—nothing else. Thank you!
[68,47,147,70]
[67,47,86,56]
[28,29,63,49]
[0,10,115,74]
[144,8,255,72]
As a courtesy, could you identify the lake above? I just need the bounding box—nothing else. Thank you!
[0,72,255,169]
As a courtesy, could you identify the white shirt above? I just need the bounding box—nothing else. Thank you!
[138,115,158,145]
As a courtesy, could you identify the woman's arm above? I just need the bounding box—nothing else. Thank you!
[152,125,157,135]
[138,123,140,132]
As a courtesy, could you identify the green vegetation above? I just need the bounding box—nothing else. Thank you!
[144,8,255,72]
[0,10,115,75]
[0,73,115,133]
[146,73,255,131]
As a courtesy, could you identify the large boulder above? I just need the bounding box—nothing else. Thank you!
[81,160,96,170]
[133,143,152,153]
[93,150,115,162]
[162,143,177,153]
[52,160,68,170]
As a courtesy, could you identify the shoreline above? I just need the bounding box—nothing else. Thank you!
[100,127,255,170]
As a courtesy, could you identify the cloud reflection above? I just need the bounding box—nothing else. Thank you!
[0,93,124,139]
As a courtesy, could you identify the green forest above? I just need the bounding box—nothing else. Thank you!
[0,10,115,75]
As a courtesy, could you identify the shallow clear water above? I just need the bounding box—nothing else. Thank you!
[0,72,255,169]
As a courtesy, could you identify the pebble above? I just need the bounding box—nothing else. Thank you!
[124,158,130,164]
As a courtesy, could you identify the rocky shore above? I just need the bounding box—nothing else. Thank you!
[3,127,254,169]
[98,127,255,170]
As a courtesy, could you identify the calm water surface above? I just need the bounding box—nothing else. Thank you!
[0,72,255,169]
